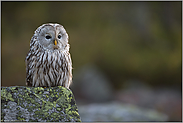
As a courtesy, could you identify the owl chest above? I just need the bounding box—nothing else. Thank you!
[31,52,69,76]
[26,50,72,87]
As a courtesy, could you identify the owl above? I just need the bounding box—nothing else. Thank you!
[25,23,72,88]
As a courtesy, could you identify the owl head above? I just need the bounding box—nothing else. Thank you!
[32,23,69,52]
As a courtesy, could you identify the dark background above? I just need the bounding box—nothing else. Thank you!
[1,1,182,121]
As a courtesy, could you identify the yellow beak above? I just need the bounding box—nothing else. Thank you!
[54,40,57,45]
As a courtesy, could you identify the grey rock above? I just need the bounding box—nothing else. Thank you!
[1,86,81,122]
[78,102,168,122]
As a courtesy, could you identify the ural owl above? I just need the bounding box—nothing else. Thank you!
[25,23,72,88]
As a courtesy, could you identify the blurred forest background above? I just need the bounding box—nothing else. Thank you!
[1,1,182,121]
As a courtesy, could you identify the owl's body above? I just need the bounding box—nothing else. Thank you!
[25,23,72,88]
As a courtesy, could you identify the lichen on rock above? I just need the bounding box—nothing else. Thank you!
[1,86,81,122]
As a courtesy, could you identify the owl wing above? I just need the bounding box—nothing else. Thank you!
[25,35,38,86]
[25,51,33,86]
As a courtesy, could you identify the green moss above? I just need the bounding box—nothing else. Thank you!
[34,110,39,115]
[43,102,54,112]
[56,107,61,111]
[17,117,25,121]
[1,89,14,102]
[50,112,58,117]
[44,112,49,117]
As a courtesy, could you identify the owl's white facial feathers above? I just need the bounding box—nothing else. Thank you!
[34,23,69,52]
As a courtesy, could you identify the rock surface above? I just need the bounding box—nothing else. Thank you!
[78,102,168,122]
[1,86,81,122]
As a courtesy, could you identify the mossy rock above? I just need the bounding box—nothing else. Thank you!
[1,86,81,122]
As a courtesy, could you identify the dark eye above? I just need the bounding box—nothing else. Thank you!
[46,35,51,39]
[58,35,62,39]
